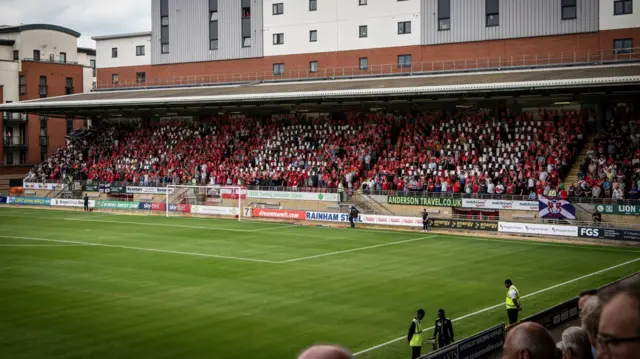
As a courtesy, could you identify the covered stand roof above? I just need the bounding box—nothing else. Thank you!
[1,64,639,118]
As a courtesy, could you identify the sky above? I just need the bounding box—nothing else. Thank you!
[0,0,151,48]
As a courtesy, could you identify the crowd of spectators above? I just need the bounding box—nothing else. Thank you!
[27,106,640,199]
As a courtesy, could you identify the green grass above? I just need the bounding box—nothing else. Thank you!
[0,207,638,359]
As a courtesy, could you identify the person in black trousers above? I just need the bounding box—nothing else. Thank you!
[422,209,429,232]
[83,194,89,212]
[432,309,454,349]
[349,205,359,228]
[408,309,425,359]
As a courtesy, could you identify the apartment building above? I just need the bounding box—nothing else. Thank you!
[0,24,95,167]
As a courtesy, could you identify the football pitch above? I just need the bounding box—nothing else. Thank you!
[1,207,639,359]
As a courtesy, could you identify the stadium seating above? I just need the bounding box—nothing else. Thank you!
[27,108,592,197]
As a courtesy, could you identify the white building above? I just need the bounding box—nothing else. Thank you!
[92,32,152,69]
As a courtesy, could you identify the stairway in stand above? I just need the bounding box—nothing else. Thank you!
[563,134,598,189]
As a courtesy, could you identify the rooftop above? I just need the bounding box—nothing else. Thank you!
[0,24,81,38]
[91,31,152,41]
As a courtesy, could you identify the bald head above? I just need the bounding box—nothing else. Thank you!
[503,322,557,359]
[298,345,352,359]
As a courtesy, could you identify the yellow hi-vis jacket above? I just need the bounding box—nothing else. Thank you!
[506,285,520,309]
[409,318,423,347]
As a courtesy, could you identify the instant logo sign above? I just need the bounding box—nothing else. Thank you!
[95,201,140,209]
[387,196,462,207]
[11,197,51,206]
[247,191,338,202]
[596,204,640,216]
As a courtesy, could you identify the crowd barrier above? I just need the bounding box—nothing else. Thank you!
[3,194,640,242]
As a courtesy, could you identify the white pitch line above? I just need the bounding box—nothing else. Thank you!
[0,244,90,247]
[0,235,279,264]
[353,256,640,356]
[278,236,433,263]
[63,217,284,233]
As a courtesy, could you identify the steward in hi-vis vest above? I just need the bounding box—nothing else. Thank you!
[504,279,522,325]
[408,309,425,359]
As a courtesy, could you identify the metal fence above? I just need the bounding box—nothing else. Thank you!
[95,47,640,90]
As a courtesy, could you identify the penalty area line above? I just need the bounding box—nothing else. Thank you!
[353,256,640,356]
[0,235,279,264]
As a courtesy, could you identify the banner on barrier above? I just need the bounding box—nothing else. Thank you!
[462,199,538,211]
[578,227,640,242]
[498,222,578,237]
[220,188,247,200]
[9,197,51,206]
[23,182,61,190]
[430,219,499,231]
[0,196,6,204]
[83,184,99,191]
[539,196,576,220]
[126,186,175,194]
[247,190,338,202]
[252,208,306,220]
[596,204,640,216]
[360,214,418,227]
[520,297,579,331]
[306,211,362,223]
[426,324,504,359]
[95,200,140,209]
[387,196,462,207]
[191,205,238,216]
[139,202,153,211]
[51,199,95,208]
[169,204,192,213]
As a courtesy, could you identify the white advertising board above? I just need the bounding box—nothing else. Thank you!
[247,191,338,202]
[191,205,237,216]
[51,199,95,208]
[23,182,62,190]
[462,199,538,211]
[126,186,175,194]
[497,222,578,237]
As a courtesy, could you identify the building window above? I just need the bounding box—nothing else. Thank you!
[614,0,633,15]
[49,54,55,62]
[486,0,499,26]
[309,0,317,11]
[614,39,633,54]
[310,61,318,73]
[359,57,368,70]
[13,50,18,61]
[66,119,73,135]
[112,48,118,58]
[273,3,284,15]
[60,52,66,63]
[19,75,26,95]
[136,45,145,56]
[65,78,73,95]
[359,0,367,5]
[161,0,169,53]
[112,74,119,85]
[561,0,577,20]
[90,59,96,77]
[210,20,219,50]
[33,49,40,61]
[243,37,251,47]
[209,0,218,13]
[310,30,317,42]
[398,54,412,68]
[39,76,47,97]
[273,63,285,75]
[438,0,451,30]
[398,21,411,34]
[359,25,368,38]
[242,0,251,18]
[273,33,284,45]
[136,72,146,84]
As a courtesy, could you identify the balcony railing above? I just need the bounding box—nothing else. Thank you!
[95,47,640,90]
[3,136,28,147]
[22,58,79,65]
[2,113,27,122]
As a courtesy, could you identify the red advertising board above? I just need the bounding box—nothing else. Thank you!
[251,208,306,220]
[151,202,165,211]
[175,203,191,213]
[220,188,247,200]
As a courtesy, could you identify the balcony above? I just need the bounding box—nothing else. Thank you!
[22,58,79,65]
[3,136,28,149]
[2,113,28,125]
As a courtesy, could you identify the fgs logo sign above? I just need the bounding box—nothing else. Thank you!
[579,227,600,238]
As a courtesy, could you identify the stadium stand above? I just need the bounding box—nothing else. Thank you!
[24,107,602,198]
